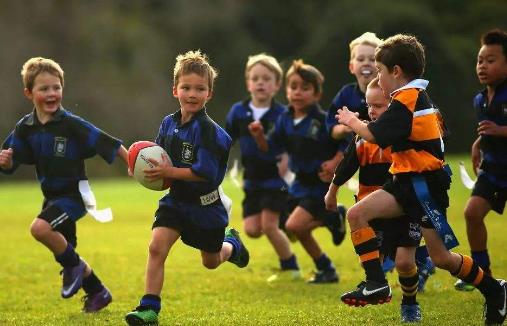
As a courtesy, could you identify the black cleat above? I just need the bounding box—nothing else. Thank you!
[484,279,507,325]
[341,280,392,307]
[307,269,339,284]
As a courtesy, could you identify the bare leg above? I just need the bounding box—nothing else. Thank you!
[243,214,262,238]
[285,207,322,259]
[261,209,292,260]
[145,227,180,295]
[201,242,233,269]
[464,196,491,251]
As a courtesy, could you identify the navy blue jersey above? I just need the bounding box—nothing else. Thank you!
[474,78,507,187]
[156,108,232,228]
[225,99,287,190]
[269,104,339,199]
[325,83,368,151]
[1,107,122,199]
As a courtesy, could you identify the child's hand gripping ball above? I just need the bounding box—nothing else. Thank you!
[128,141,173,191]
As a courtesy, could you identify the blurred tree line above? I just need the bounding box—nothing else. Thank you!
[1,0,506,178]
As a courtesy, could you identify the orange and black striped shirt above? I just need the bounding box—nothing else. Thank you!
[367,79,445,175]
[332,135,392,201]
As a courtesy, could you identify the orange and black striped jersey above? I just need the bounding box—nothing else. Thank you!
[367,79,445,175]
[332,135,392,201]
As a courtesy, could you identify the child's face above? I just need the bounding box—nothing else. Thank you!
[476,44,507,87]
[349,44,377,90]
[375,62,398,97]
[366,87,389,121]
[24,71,63,118]
[246,63,280,104]
[286,74,321,112]
[173,73,212,114]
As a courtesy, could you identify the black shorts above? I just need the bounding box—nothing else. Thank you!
[242,187,287,218]
[38,200,77,248]
[286,196,328,221]
[472,174,507,214]
[153,206,225,253]
[383,169,450,229]
[370,217,422,260]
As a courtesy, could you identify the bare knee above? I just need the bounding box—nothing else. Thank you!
[202,258,220,269]
[346,206,362,226]
[148,241,167,261]
[244,226,262,238]
[464,205,486,226]
[30,219,51,241]
[395,258,415,273]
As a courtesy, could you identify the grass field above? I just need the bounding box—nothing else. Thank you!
[0,155,505,325]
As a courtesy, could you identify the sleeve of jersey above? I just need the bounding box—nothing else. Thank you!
[224,107,238,142]
[71,117,122,164]
[325,91,343,134]
[332,140,359,186]
[191,127,232,184]
[267,114,287,156]
[367,100,413,149]
[0,129,33,174]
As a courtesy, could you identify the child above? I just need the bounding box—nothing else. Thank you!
[325,32,382,152]
[336,34,506,325]
[125,50,249,326]
[325,77,423,322]
[0,57,128,312]
[225,53,300,282]
[250,59,345,284]
[455,28,507,292]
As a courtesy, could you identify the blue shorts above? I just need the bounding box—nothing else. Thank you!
[242,187,287,218]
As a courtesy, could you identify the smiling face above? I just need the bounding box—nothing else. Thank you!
[173,72,212,118]
[350,44,377,91]
[24,71,63,123]
[476,44,507,87]
[246,63,281,107]
[285,73,321,113]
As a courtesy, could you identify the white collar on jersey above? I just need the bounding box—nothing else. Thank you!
[390,79,429,96]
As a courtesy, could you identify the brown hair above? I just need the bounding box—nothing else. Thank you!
[375,34,425,80]
[21,57,64,91]
[173,50,218,90]
[285,59,324,94]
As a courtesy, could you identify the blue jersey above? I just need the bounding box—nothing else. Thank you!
[474,78,507,187]
[325,83,368,151]
[225,99,287,190]
[269,104,339,199]
[1,108,121,198]
[156,108,232,228]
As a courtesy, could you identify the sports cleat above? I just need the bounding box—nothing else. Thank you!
[82,286,112,313]
[382,257,395,273]
[307,269,339,284]
[326,205,347,246]
[267,269,302,283]
[401,304,422,323]
[61,259,86,298]
[341,280,392,307]
[454,279,475,292]
[225,228,250,268]
[484,279,507,325]
[125,306,159,326]
[417,257,435,292]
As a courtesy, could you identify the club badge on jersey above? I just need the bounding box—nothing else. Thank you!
[54,137,67,157]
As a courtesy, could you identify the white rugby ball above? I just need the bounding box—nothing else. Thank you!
[128,141,173,191]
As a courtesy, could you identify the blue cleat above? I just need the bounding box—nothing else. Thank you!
[61,259,86,298]
[82,286,112,313]
[225,228,250,268]
[401,304,422,323]
[417,257,435,292]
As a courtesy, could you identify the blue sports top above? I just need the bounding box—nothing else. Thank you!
[474,78,507,186]
[0,107,122,198]
[225,99,287,190]
[325,83,368,151]
[156,108,232,202]
[269,104,339,199]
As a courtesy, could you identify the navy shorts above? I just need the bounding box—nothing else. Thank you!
[370,217,422,260]
[153,205,225,253]
[472,174,507,214]
[286,196,328,221]
[38,197,84,248]
[242,187,287,218]
[383,169,450,229]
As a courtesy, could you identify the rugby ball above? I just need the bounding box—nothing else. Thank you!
[128,141,172,191]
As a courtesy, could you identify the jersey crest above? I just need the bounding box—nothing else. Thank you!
[181,142,194,164]
[54,137,67,157]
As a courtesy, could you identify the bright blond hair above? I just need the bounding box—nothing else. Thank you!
[349,32,383,60]
[245,53,283,82]
[21,57,64,91]
[173,50,218,90]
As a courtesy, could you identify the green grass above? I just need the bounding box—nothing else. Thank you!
[0,155,505,325]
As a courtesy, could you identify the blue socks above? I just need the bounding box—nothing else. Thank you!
[140,294,161,314]
[224,235,241,261]
[472,250,491,274]
[314,253,334,271]
[280,255,299,271]
[54,243,80,267]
